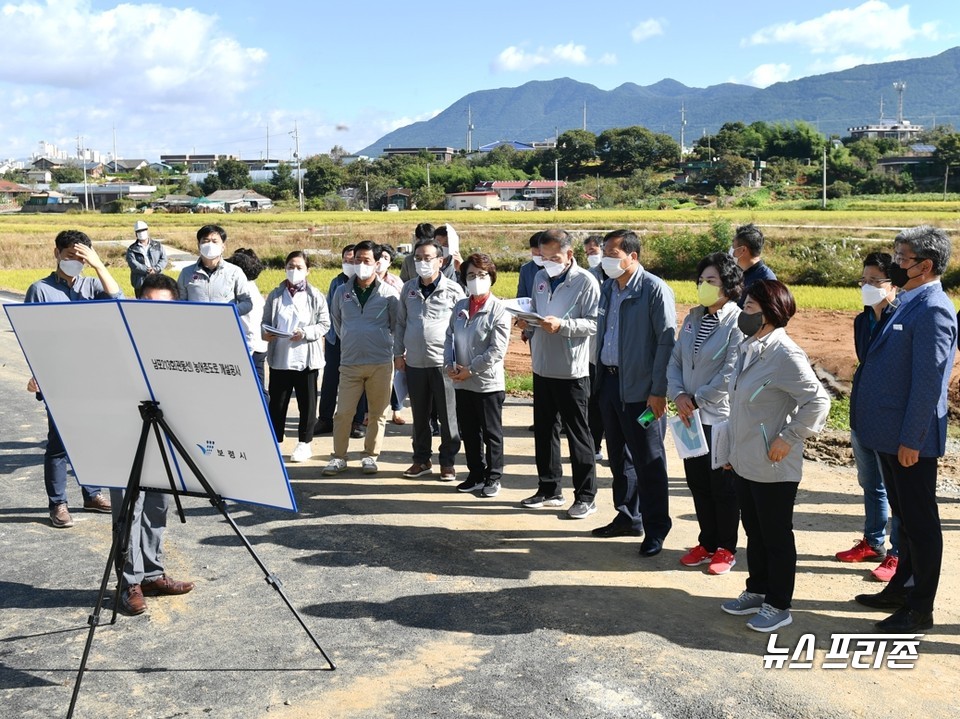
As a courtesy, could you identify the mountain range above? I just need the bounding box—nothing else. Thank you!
[358,47,960,156]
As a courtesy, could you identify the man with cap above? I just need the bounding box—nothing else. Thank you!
[125,220,168,297]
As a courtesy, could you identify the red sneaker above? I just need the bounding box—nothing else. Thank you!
[679,545,713,567]
[871,555,899,582]
[835,538,885,563]
[708,548,737,575]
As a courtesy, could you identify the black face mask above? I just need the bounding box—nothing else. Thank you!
[888,260,922,289]
[737,310,764,337]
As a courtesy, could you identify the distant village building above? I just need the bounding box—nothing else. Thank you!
[160,154,236,172]
[204,189,274,212]
[105,159,149,173]
[382,147,455,163]
[847,120,925,143]
[445,190,500,211]
[20,190,80,213]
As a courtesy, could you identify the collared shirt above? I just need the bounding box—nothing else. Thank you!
[599,267,643,367]
[354,279,376,307]
[881,281,936,334]
[548,264,571,293]
[25,272,122,303]
[419,275,440,299]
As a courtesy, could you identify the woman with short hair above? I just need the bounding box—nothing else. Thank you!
[444,253,512,497]
[720,280,830,632]
[262,251,330,463]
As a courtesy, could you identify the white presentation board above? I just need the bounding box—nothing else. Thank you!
[5,300,296,511]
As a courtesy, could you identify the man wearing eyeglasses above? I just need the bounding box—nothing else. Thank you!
[394,237,465,481]
[852,226,958,632]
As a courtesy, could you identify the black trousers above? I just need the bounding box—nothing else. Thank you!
[456,389,505,483]
[317,339,365,425]
[252,350,268,401]
[683,424,739,552]
[533,374,596,502]
[597,370,670,537]
[735,472,798,611]
[587,362,605,454]
[269,368,319,443]
[877,453,942,613]
[406,365,460,466]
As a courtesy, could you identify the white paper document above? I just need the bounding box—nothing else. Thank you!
[709,419,731,469]
[667,409,711,460]
[502,297,543,326]
[261,323,294,338]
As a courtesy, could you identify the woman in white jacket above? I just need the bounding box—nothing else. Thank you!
[262,251,331,463]
[720,280,830,633]
[667,252,744,576]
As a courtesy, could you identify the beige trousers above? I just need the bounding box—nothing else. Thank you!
[332,362,394,460]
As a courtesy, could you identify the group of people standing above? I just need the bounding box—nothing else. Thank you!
[22,220,956,635]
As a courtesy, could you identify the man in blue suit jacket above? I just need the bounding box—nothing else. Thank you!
[851,225,958,632]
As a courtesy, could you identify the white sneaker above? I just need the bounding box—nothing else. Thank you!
[322,458,347,476]
[595,451,604,462]
[361,457,378,474]
[290,442,313,463]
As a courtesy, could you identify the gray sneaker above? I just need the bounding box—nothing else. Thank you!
[480,479,501,498]
[322,458,347,476]
[746,603,793,633]
[567,500,597,519]
[520,493,565,508]
[720,590,765,616]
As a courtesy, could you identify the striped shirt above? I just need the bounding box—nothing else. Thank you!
[693,312,718,354]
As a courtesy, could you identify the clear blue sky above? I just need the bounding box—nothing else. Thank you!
[1,0,958,163]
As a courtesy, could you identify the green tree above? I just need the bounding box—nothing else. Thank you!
[934,132,960,199]
[214,158,251,189]
[270,161,297,198]
[52,166,84,183]
[200,173,222,195]
[597,126,679,174]
[710,154,754,188]
[302,154,345,198]
[556,129,597,176]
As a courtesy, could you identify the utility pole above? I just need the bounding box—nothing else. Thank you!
[582,101,587,131]
[680,103,686,160]
[426,163,431,189]
[821,143,827,209]
[266,124,269,165]
[291,122,304,212]
[77,134,89,211]
[112,126,117,173]
[466,105,473,153]
[554,158,559,211]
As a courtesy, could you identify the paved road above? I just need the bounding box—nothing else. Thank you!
[1,303,958,719]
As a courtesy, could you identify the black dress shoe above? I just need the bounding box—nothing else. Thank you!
[639,538,663,557]
[314,420,333,435]
[855,589,908,610]
[875,607,933,632]
[591,522,643,538]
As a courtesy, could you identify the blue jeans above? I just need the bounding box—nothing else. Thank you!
[45,412,102,508]
[850,429,899,555]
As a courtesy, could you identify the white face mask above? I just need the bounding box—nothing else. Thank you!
[531,255,544,267]
[59,259,85,277]
[467,276,491,297]
[199,242,223,260]
[542,259,566,278]
[342,262,356,278]
[286,268,307,285]
[137,235,149,245]
[355,263,375,281]
[377,256,391,274]
[601,256,626,279]
[861,283,889,307]
[415,260,437,279]
[586,254,602,269]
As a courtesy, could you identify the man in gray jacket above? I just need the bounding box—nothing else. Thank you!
[395,238,465,481]
[125,220,168,296]
[517,229,600,519]
[594,229,677,557]
[176,224,252,316]
[324,241,400,476]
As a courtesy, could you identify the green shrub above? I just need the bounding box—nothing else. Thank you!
[645,227,727,279]
[787,239,865,286]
